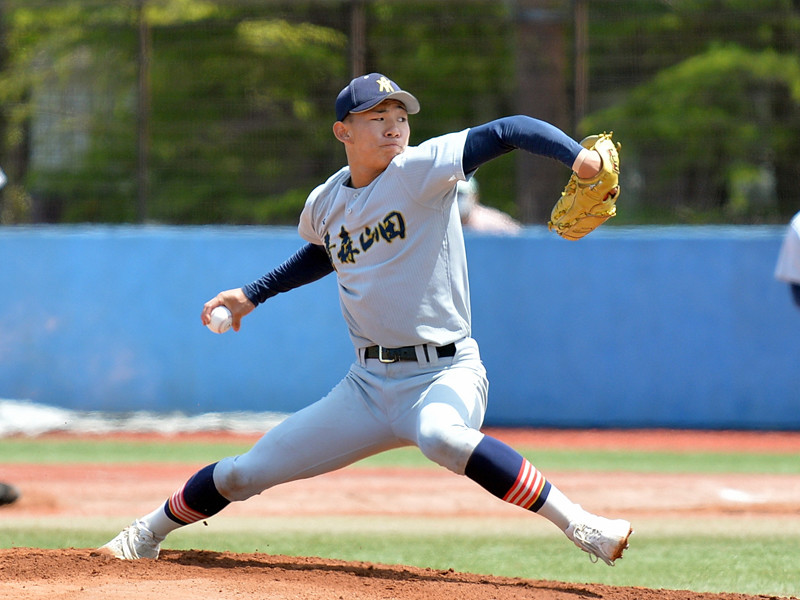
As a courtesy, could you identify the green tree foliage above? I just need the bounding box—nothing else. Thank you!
[583,44,800,222]
[0,0,351,224]
[583,0,800,223]
[0,0,514,225]
[2,0,799,225]
[0,1,140,222]
[146,11,349,224]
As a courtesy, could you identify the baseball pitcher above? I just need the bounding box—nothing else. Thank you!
[100,73,630,566]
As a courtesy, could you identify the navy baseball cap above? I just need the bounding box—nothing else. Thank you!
[335,73,420,122]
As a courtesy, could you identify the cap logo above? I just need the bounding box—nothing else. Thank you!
[376,76,395,93]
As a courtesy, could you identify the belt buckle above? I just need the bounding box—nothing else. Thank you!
[378,346,397,364]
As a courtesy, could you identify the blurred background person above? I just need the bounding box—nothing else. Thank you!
[0,482,20,506]
[457,179,522,235]
[775,210,800,309]
[0,168,19,507]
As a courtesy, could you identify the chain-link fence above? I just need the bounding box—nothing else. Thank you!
[1,0,798,225]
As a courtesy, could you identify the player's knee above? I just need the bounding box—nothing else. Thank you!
[213,456,259,502]
[417,422,482,474]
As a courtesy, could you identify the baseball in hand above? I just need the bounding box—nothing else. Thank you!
[207,305,232,334]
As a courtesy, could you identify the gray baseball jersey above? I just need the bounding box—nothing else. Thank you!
[298,129,471,349]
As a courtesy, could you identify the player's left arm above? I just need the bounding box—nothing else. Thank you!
[462,116,598,176]
[463,116,619,240]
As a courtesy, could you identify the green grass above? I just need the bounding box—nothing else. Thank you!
[0,438,254,465]
[177,527,799,597]
[1,437,798,474]
[2,436,800,598]
[2,517,799,598]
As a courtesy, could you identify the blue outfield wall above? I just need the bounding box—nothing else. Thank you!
[1,225,798,430]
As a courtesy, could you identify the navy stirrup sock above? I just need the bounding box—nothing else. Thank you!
[465,436,551,511]
[164,463,231,525]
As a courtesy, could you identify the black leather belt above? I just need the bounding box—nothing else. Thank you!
[364,342,457,363]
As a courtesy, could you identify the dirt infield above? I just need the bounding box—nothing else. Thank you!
[2,428,800,600]
[0,547,774,600]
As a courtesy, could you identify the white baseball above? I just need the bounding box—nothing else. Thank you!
[207,305,232,334]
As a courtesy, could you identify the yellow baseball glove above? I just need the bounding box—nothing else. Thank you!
[548,132,621,241]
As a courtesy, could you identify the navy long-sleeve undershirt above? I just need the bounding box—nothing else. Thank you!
[242,243,332,306]
[242,116,582,305]
[463,116,583,174]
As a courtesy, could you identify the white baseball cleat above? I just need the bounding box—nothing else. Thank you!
[98,520,162,560]
[565,512,632,566]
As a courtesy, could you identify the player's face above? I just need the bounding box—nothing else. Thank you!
[342,100,410,171]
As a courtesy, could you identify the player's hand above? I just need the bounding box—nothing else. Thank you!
[572,147,603,179]
[548,132,620,241]
[201,288,255,332]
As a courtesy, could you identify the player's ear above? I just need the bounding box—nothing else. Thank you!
[333,121,351,144]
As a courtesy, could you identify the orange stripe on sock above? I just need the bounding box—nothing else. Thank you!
[503,460,547,509]
[503,461,531,505]
[169,490,207,524]
[518,470,546,509]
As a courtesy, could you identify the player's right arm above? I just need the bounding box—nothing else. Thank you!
[242,243,334,306]
[201,243,334,332]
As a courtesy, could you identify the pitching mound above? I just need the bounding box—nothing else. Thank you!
[0,547,766,600]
